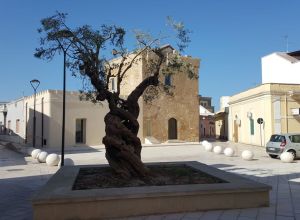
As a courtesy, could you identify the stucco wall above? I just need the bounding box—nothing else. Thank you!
[48,90,109,148]
[229,93,272,146]
[228,83,300,146]
[3,98,25,143]
[24,90,109,148]
[24,90,51,147]
[262,53,300,84]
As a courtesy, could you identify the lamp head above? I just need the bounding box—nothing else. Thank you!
[30,79,40,90]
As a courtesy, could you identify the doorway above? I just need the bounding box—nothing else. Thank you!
[168,118,177,140]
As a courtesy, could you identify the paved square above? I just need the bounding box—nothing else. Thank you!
[1,141,300,220]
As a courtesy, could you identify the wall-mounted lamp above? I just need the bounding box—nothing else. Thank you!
[247,112,252,119]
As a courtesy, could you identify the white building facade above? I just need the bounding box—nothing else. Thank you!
[24,90,110,148]
[0,90,110,148]
[262,51,300,84]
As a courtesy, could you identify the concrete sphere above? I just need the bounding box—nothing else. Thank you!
[224,147,235,157]
[46,154,60,166]
[27,147,35,156]
[37,151,48,163]
[241,150,254,161]
[202,140,209,147]
[204,143,213,152]
[280,152,294,163]
[58,158,75,167]
[31,149,42,159]
[213,146,223,154]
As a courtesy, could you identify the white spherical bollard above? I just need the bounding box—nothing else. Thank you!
[46,154,60,166]
[58,158,75,167]
[280,152,294,163]
[27,147,35,156]
[241,150,254,161]
[204,143,213,152]
[224,147,235,157]
[31,149,42,159]
[37,151,48,163]
[213,146,223,154]
[202,140,208,147]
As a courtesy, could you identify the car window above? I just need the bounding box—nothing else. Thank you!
[270,135,285,142]
[289,135,300,143]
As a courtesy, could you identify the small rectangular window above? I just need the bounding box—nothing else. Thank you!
[250,118,254,135]
[164,75,171,86]
[289,135,300,143]
[16,119,20,133]
[76,119,86,144]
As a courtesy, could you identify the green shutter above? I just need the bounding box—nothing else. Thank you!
[250,119,254,135]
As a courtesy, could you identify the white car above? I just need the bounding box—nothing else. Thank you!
[266,133,300,159]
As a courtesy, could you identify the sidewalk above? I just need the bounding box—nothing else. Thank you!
[1,141,300,220]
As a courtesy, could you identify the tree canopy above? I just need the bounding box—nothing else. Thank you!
[35,12,197,179]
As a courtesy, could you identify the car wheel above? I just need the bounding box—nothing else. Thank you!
[269,154,278,159]
[287,150,296,159]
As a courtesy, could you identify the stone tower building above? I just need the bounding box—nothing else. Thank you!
[111,45,200,143]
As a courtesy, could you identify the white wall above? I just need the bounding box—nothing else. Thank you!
[262,53,300,84]
[5,98,25,142]
[220,96,230,109]
[48,90,109,148]
[0,103,8,127]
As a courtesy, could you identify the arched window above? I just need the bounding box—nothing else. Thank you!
[168,118,177,140]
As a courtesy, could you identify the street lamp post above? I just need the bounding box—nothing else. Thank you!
[59,43,71,167]
[30,79,40,147]
[60,49,67,167]
[55,31,72,167]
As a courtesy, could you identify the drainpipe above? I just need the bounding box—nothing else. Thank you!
[285,94,288,133]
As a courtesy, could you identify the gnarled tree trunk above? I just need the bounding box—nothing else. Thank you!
[102,76,159,179]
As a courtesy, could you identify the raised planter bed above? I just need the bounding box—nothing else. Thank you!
[32,161,271,220]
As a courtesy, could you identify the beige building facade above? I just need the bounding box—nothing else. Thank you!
[2,46,200,148]
[228,83,300,146]
[25,90,109,148]
[214,108,228,140]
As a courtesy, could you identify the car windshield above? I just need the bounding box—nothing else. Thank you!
[270,135,286,142]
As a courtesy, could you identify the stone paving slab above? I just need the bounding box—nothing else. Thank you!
[1,141,300,219]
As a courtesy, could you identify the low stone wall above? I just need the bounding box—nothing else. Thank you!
[32,161,271,220]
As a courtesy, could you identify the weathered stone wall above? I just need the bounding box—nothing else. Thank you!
[142,57,200,143]
[110,50,200,143]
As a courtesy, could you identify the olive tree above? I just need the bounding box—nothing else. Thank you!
[35,12,197,179]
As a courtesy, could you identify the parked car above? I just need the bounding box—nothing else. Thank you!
[266,133,300,159]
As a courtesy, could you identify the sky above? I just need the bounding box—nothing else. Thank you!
[1,0,300,111]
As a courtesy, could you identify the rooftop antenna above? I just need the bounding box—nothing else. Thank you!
[284,35,289,52]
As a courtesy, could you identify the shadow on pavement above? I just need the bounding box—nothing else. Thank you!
[0,174,52,220]
[0,146,27,167]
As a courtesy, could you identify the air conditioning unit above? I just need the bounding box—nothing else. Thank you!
[291,108,300,115]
